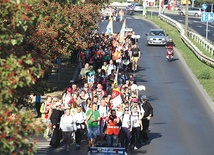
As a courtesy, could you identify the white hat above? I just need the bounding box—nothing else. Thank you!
[55,102,61,106]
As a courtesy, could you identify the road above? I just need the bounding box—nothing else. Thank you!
[35,15,214,155]
[147,10,214,43]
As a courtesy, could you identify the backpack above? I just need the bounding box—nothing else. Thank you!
[130,111,140,120]
[132,48,139,57]
[129,103,142,114]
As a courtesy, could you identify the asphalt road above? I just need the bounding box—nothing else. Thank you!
[35,15,214,155]
[147,10,214,43]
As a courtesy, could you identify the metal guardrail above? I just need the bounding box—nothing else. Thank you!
[188,32,214,55]
[159,13,214,67]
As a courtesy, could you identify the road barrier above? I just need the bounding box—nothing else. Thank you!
[188,31,214,55]
[159,13,214,67]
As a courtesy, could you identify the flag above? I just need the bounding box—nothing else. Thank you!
[112,67,122,109]
[105,17,113,35]
[119,18,126,43]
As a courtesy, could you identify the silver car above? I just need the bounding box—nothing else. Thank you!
[146,29,168,46]
[179,7,203,17]
[134,3,143,12]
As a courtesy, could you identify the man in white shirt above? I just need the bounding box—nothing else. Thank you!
[106,59,116,76]
[97,99,109,144]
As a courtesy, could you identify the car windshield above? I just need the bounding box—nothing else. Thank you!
[149,31,165,36]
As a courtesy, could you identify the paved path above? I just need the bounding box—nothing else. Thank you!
[34,59,79,155]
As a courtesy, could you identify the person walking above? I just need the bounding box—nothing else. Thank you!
[131,43,140,72]
[60,107,77,152]
[130,106,143,150]
[119,9,124,22]
[140,95,153,144]
[106,59,116,76]
[74,105,86,149]
[86,102,100,149]
[120,107,131,151]
[35,94,41,118]
[104,109,122,147]
[40,95,52,139]
[49,102,63,148]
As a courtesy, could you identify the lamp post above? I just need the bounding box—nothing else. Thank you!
[185,0,189,36]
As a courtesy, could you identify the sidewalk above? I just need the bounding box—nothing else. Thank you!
[32,57,79,103]
[34,58,79,155]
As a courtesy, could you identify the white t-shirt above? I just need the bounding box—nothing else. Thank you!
[98,105,108,118]
[122,114,131,128]
[74,112,86,129]
[106,64,116,76]
[60,115,76,132]
[130,112,141,128]
[75,112,85,124]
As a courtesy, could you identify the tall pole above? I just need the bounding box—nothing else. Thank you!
[159,0,161,14]
[206,21,208,40]
[185,0,189,36]
[211,4,213,12]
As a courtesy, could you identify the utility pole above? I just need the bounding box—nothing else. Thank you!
[185,0,189,36]
[159,0,161,14]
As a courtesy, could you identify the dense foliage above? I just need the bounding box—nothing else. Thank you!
[0,0,101,154]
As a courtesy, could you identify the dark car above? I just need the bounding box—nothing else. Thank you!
[126,5,135,15]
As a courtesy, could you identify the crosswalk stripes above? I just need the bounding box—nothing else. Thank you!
[35,141,50,155]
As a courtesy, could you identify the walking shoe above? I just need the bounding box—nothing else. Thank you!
[66,147,69,152]
[134,146,138,150]
[76,144,80,149]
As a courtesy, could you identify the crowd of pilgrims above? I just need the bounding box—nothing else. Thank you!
[39,31,153,152]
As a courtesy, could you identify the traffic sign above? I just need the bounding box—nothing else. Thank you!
[201,12,214,22]
[202,3,207,10]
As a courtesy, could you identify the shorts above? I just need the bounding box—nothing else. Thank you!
[42,119,51,124]
[87,126,98,139]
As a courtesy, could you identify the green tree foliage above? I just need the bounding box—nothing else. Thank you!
[195,0,213,6]
[0,0,101,154]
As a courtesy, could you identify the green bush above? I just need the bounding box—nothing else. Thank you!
[198,69,212,79]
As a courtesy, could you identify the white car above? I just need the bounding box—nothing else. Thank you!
[179,7,204,17]
[134,3,143,12]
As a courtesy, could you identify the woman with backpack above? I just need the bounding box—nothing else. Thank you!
[130,100,144,150]
[74,105,86,149]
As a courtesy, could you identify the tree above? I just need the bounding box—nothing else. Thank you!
[0,0,101,154]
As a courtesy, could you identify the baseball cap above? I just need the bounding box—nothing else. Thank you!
[132,98,138,103]
[141,95,148,100]
[67,87,72,92]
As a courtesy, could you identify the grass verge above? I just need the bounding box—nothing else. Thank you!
[144,15,214,101]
